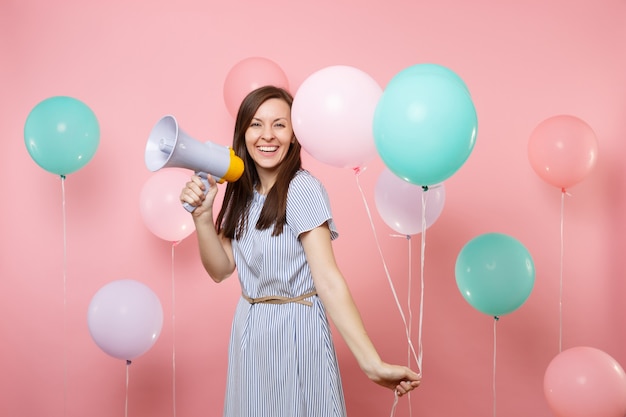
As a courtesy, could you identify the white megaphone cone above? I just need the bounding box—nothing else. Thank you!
[145,115,244,212]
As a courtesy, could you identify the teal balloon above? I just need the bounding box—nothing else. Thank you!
[455,233,535,317]
[386,63,470,95]
[24,96,100,176]
[373,65,477,186]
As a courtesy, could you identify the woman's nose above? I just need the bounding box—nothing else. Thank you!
[261,126,274,139]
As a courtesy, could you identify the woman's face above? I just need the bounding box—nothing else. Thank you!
[245,98,294,174]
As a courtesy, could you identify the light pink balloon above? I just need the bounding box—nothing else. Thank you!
[374,168,445,235]
[544,346,626,417]
[87,279,164,361]
[292,65,383,169]
[140,168,195,242]
[528,115,599,191]
[223,57,290,118]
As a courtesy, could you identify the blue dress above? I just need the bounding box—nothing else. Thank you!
[224,170,346,417]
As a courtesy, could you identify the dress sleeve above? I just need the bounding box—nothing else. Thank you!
[286,170,339,240]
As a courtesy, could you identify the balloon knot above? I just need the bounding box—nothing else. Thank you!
[60,175,66,180]
[126,360,132,366]
[352,166,363,176]
[494,316,500,321]
[422,185,429,191]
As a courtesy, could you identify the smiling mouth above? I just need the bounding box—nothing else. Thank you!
[258,146,278,153]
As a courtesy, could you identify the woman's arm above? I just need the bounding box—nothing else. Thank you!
[180,175,236,283]
[300,224,421,396]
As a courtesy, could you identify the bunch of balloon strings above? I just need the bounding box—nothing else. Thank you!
[354,168,423,417]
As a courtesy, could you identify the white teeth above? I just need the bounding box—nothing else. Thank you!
[258,146,278,152]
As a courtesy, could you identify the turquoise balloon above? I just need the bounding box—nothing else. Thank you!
[455,233,535,317]
[385,63,470,95]
[24,96,100,176]
[373,65,477,186]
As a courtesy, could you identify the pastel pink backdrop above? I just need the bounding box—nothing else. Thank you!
[2,0,626,416]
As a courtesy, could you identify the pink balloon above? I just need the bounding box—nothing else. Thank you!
[374,168,445,235]
[223,57,290,118]
[292,65,383,169]
[544,346,626,417]
[87,279,164,361]
[528,115,599,190]
[140,168,195,242]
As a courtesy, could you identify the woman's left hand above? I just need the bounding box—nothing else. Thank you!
[366,362,421,397]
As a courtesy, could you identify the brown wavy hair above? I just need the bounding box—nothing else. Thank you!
[216,85,302,239]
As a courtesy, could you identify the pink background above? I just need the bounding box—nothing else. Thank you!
[2,0,626,416]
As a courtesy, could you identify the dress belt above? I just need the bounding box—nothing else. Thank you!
[242,290,317,307]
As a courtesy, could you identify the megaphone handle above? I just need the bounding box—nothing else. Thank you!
[182,172,210,213]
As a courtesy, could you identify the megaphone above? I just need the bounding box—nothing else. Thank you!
[145,115,244,212]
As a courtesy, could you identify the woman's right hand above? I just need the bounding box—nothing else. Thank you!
[179,174,218,218]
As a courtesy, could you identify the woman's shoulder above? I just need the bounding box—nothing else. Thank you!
[287,169,338,238]
[287,169,331,206]
[291,169,324,189]
[289,170,330,198]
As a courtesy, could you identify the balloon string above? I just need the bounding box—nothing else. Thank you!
[559,189,568,353]
[395,188,430,416]
[493,316,499,417]
[353,169,419,371]
[393,192,428,378]
[171,242,177,417]
[417,190,427,375]
[407,235,413,370]
[406,235,414,417]
[389,391,399,417]
[559,190,563,352]
[558,189,572,352]
[125,360,131,417]
[61,175,68,417]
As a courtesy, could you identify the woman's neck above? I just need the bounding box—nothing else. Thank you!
[256,170,277,195]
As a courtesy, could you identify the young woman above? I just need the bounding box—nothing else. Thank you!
[180,85,420,416]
